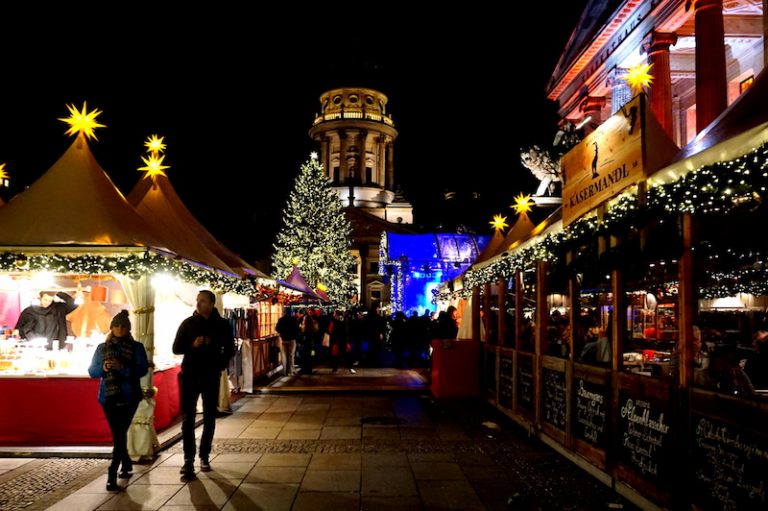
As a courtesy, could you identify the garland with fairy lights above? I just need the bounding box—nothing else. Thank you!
[0,252,276,300]
[463,140,768,291]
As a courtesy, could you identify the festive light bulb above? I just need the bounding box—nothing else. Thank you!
[145,134,166,154]
[511,193,534,215]
[58,102,106,140]
[622,63,654,94]
[489,214,509,231]
[0,163,8,180]
[310,151,319,160]
[138,154,170,178]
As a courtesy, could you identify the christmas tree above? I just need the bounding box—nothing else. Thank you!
[273,154,357,301]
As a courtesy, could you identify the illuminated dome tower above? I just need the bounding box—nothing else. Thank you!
[309,87,412,224]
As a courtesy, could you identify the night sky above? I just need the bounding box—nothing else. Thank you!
[0,6,587,267]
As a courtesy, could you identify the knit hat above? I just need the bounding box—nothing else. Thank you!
[110,310,132,331]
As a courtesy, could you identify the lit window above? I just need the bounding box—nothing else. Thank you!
[739,76,754,94]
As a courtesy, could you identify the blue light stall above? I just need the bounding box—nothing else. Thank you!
[380,233,490,314]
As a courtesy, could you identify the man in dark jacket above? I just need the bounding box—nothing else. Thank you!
[16,291,78,349]
[173,290,234,480]
[275,311,299,376]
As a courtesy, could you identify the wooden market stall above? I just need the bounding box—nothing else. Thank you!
[463,89,768,510]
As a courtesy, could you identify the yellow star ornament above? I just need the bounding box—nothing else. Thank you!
[623,63,654,94]
[145,135,166,154]
[58,102,106,140]
[511,193,534,216]
[0,163,8,180]
[138,154,170,178]
[489,214,509,231]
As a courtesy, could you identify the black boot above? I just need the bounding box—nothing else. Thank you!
[119,457,133,478]
[106,466,120,492]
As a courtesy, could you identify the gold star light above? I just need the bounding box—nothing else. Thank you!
[623,63,654,94]
[145,135,166,154]
[0,163,8,180]
[511,193,534,216]
[489,214,509,231]
[58,102,106,140]
[138,154,170,178]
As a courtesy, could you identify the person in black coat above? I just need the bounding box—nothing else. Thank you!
[173,290,235,481]
[15,291,78,349]
[88,310,149,492]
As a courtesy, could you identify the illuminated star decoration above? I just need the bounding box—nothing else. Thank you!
[489,214,509,231]
[0,163,8,180]
[58,102,106,140]
[511,193,534,216]
[310,151,319,160]
[138,154,170,178]
[316,282,328,292]
[144,134,167,154]
[622,63,654,94]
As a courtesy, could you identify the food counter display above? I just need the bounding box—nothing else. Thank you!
[0,363,181,446]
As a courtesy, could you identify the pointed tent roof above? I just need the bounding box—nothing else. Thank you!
[0,136,168,249]
[471,229,506,267]
[277,265,322,299]
[496,214,536,255]
[128,173,269,278]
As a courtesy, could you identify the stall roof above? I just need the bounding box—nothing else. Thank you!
[128,173,269,278]
[0,136,169,250]
[650,66,768,186]
[277,265,322,300]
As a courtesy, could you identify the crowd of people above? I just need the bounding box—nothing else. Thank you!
[275,304,459,376]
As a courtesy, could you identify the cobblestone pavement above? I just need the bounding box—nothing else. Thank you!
[0,394,639,510]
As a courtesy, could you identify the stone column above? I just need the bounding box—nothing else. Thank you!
[642,31,678,138]
[339,130,349,182]
[358,130,369,184]
[319,135,331,180]
[607,67,631,114]
[378,136,387,189]
[692,0,727,132]
[386,143,395,192]
[578,96,606,136]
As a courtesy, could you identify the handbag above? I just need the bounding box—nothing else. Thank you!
[322,332,331,348]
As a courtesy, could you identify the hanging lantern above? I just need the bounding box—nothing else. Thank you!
[91,285,108,302]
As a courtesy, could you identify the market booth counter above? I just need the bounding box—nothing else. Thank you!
[0,363,180,446]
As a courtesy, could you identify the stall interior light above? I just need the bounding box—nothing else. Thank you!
[151,273,176,290]
[31,272,55,290]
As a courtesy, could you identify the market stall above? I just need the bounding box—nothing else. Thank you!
[458,90,768,509]
[0,109,273,452]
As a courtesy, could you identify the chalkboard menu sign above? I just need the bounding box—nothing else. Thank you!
[617,392,672,481]
[517,356,534,413]
[691,414,768,510]
[542,368,567,430]
[573,378,608,448]
[498,355,513,408]
[483,350,497,397]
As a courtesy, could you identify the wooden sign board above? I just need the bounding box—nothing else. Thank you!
[561,95,646,226]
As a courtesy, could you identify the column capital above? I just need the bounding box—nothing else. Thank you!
[579,96,606,114]
[641,31,678,55]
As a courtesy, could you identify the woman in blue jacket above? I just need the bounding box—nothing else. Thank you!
[88,310,149,491]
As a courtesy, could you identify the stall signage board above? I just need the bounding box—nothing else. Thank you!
[690,414,768,510]
[617,391,673,483]
[517,356,534,413]
[498,354,513,408]
[542,368,567,430]
[561,95,644,226]
[573,378,608,448]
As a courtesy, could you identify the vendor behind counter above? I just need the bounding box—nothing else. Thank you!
[15,291,78,350]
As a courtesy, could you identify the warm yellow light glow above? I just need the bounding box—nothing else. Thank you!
[511,193,534,215]
[489,214,509,231]
[138,154,170,178]
[622,63,654,94]
[310,151,319,160]
[316,282,328,292]
[58,102,106,140]
[145,134,166,154]
[0,163,8,180]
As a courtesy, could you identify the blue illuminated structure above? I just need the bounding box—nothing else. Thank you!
[380,233,490,314]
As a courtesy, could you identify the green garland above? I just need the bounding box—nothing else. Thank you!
[463,140,768,291]
[0,252,276,299]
